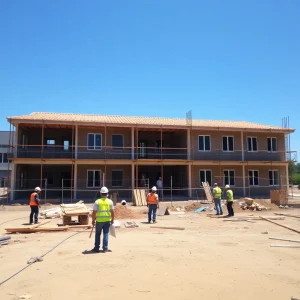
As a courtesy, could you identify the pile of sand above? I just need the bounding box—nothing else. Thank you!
[114,205,143,219]
[184,203,201,212]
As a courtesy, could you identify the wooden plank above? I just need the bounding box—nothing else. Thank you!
[137,189,141,206]
[140,189,147,206]
[202,182,213,203]
[260,216,300,234]
[30,220,51,229]
[132,189,137,206]
[274,213,300,219]
[63,212,90,216]
[269,237,300,243]
[5,227,69,233]
[270,244,300,248]
[150,226,185,230]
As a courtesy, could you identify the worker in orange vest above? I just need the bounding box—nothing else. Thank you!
[146,186,159,224]
[29,187,41,224]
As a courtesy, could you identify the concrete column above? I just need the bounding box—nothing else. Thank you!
[75,125,78,159]
[187,128,191,160]
[131,164,135,189]
[188,164,192,198]
[131,127,134,160]
[10,162,16,201]
[242,164,246,197]
[13,124,19,157]
[73,163,77,200]
[285,163,289,192]
[241,131,244,161]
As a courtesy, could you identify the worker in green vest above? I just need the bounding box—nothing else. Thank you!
[212,183,223,215]
[91,186,115,253]
[225,185,234,217]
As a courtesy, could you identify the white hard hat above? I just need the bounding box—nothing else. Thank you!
[35,187,41,192]
[225,185,230,189]
[121,200,127,206]
[100,186,109,194]
[151,186,157,191]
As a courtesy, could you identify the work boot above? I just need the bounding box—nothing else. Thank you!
[91,248,100,253]
[102,249,112,253]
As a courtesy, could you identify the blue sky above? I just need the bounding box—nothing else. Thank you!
[0,0,299,158]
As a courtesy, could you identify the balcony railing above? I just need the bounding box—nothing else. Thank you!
[135,147,188,160]
[9,145,295,162]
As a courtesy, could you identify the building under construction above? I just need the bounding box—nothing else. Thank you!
[6,112,296,202]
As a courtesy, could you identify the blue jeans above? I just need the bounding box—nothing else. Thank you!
[214,198,223,215]
[158,189,162,199]
[148,204,158,222]
[94,221,111,250]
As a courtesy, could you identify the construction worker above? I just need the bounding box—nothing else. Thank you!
[91,186,115,253]
[225,185,234,217]
[29,187,41,224]
[156,176,163,199]
[212,183,223,215]
[146,186,159,223]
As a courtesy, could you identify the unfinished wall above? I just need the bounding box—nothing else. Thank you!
[76,164,132,199]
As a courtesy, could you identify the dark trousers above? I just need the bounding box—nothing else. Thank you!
[227,201,234,216]
[30,205,39,224]
[148,204,158,222]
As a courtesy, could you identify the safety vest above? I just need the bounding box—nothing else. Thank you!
[214,187,222,199]
[227,190,233,202]
[29,193,38,206]
[96,198,112,223]
[147,193,158,205]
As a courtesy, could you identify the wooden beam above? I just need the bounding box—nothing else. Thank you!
[269,237,300,243]
[260,216,300,234]
[150,226,185,230]
[274,213,300,219]
[270,244,300,248]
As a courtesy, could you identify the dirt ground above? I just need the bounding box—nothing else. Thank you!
[1,202,300,300]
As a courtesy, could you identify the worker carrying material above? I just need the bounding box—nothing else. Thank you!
[225,185,234,217]
[91,186,115,253]
[146,186,159,224]
[29,187,41,224]
[212,183,223,215]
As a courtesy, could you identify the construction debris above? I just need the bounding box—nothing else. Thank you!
[279,205,289,209]
[239,199,268,211]
[114,205,143,219]
[124,221,139,228]
[184,203,201,212]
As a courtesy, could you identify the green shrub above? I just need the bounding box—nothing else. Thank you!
[292,174,300,185]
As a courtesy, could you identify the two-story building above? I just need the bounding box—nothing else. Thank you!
[7,112,295,201]
[0,131,11,188]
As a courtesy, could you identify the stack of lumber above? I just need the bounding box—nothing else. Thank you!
[61,201,89,216]
[202,182,213,203]
[239,199,267,211]
[40,207,62,219]
[132,189,147,206]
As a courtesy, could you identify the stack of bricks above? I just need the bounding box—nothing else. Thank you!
[270,190,288,205]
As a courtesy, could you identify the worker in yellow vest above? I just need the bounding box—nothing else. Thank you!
[91,186,115,253]
[29,187,41,224]
[212,183,223,215]
[147,186,159,223]
[225,185,234,217]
